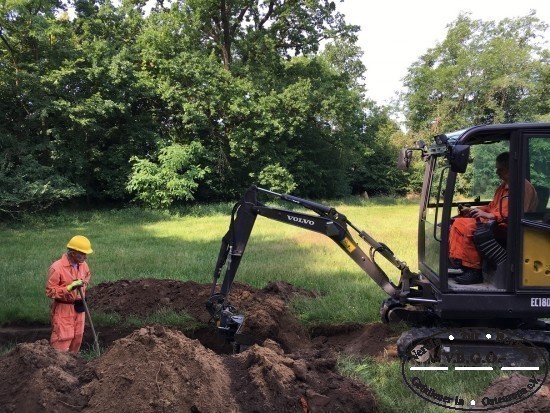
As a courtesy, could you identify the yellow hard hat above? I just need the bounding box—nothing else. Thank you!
[67,235,93,254]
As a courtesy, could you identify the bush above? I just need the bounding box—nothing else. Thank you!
[256,163,297,194]
[127,142,209,209]
[0,155,84,219]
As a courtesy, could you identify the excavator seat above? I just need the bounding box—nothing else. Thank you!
[524,185,549,222]
[535,185,549,213]
[473,221,507,289]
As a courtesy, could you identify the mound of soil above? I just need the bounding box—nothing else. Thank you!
[83,325,375,412]
[4,278,550,412]
[0,340,93,413]
[0,279,383,412]
[82,326,239,413]
[86,279,315,352]
[480,373,550,413]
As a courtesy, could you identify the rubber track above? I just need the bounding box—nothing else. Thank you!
[397,327,550,359]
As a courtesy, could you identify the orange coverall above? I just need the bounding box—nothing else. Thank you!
[449,182,538,269]
[45,254,92,352]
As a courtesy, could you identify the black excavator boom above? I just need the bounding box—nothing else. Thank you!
[206,185,434,346]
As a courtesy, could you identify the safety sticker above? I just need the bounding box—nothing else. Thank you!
[341,237,356,252]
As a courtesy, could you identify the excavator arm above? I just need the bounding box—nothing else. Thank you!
[206,185,429,346]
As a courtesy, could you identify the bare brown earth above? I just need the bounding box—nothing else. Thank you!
[0,279,387,413]
[1,278,548,412]
[479,372,550,413]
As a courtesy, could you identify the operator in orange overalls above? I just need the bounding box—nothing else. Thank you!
[46,235,93,352]
[449,152,538,284]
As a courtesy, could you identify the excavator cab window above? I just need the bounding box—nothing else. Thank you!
[421,157,449,276]
[455,142,509,207]
[520,133,550,289]
[421,140,512,290]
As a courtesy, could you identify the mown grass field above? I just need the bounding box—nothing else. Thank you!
[0,197,417,325]
[0,197,500,413]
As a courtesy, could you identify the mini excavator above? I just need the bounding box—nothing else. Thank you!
[207,123,550,356]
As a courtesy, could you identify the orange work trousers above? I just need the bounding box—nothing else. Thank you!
[50,301,85,352]
[449,217,482,269]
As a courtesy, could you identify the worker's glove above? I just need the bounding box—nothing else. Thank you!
[67,280,85,292]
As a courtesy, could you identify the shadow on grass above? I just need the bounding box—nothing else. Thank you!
[1,195,418,230]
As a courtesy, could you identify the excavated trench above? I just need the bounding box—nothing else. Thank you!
[0,278,548,412]
[0,279,386,413]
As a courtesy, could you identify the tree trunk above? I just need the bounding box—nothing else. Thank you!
[220,0,231,70]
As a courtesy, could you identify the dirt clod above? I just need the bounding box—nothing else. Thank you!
[0,340,93,413]
[479,372,550,413]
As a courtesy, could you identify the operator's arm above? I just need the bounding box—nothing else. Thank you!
[470,208,497,220]
[472,181,538,219]
[469,204,498,220]
[470,184,507,221]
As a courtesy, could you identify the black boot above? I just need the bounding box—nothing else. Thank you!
[455,269,483,285]
[448,259,464,278]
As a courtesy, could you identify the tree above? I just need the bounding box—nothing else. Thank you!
[168,0,356,70]
[401,12,549,134]
[45,0,158,201]
[0,0,85,215]
[0,0,412,212]
[136,0,368,199]
[348,104,409,196]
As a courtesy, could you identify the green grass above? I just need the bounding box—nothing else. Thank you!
[339,356,503,413]
[89,312,124,327]
[80,343,107,361]
[0,342,17,356]
[0,198,419,325]
[2,197,456,412]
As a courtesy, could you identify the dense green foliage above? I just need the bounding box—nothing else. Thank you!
[401,12,550,133]
[0,0,406,216]
[127,142,210,208]
[1,2,549,215]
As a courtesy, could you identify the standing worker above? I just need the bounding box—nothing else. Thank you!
[46,235,93,352]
